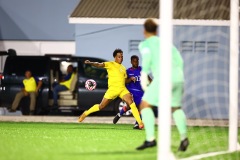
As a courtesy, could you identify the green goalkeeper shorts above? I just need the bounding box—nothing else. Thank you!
[142,81,183,107]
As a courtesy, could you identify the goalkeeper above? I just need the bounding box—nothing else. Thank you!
[136,19,189,151]
[78,49,143,129]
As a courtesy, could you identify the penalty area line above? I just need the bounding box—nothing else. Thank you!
[179,149,239,160]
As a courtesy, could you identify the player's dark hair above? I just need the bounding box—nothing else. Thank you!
[25,70,32,74]
[131,55,139,61]
[144,19,158,33]
[68,65,74,69]
[113,48,123,57]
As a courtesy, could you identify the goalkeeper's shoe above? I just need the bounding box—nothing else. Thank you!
[136,140,157,150]
[113,113,121,124]
[78,111,87,122]
[178,138,189,152]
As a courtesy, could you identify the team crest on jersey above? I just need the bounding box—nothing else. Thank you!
[120,67,124,72]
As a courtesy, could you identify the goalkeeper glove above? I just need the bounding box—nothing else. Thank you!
[140,71,150,91]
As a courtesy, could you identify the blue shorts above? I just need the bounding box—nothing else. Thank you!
[129,90,144,107]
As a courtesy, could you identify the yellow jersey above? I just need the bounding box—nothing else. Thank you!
[60,73,75,89]
[104,61,127,88]
[23,77,37,92]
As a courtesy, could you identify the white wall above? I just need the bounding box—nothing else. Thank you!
[0,41,75,55]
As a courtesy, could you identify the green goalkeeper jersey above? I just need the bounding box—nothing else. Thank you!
[139,36,184,83]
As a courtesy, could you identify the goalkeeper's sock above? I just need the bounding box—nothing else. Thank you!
[84,104,100,116]
[141,108,155,141]
[129,103,143,125]
[119,106,127,116]
[172,109,187,140]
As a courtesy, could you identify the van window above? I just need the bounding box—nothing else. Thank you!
[60,61,78,75]
[4,57,48,76]
[84,64,107,79]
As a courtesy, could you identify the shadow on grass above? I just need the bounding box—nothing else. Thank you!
[61,127,137,130]
[64,149,156,156]
[58,125,139,131]
[62,128,135,131]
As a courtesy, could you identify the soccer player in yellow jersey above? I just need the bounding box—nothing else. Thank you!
[78,49,143,128]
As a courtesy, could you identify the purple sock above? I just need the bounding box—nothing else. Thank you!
[119,106,127,116]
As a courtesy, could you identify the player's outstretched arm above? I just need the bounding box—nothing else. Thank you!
[84,60,105,68]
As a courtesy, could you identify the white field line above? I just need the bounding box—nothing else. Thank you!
[180,143,240,160]
[179,150,238,160]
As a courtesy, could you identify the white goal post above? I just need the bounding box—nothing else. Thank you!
[158,0,239,159]
[158,0,174,159]
[229,0,239,152]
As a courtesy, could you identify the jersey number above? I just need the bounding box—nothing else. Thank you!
[135,76,140,82]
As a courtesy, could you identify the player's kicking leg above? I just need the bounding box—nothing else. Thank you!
[78,98,112,122]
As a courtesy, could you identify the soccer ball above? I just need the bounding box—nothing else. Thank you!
[85,79,97,91]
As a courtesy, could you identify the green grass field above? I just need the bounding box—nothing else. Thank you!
[0,122,239,160]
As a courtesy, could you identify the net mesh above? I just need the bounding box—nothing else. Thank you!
[179,26,230,119]
[170,0,239,159]
[175,26,230,159]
